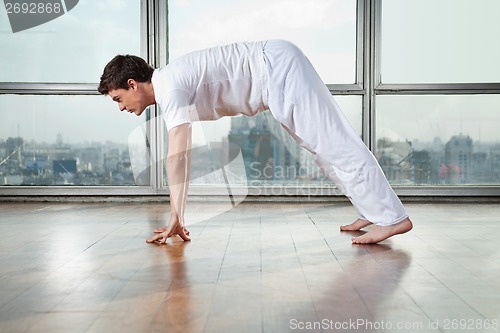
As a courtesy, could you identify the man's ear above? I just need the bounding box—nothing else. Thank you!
[127,79,138,90]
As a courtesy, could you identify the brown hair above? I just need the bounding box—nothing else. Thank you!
[97,55,154,95]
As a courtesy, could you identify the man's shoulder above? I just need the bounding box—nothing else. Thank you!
[152,65,179,89]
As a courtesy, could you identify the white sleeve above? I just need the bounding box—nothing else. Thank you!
[162,89,193,132]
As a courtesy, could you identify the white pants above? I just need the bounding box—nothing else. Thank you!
[262,40,408,226]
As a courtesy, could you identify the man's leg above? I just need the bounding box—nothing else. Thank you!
[263,40,412,243]
[314,152,413,243]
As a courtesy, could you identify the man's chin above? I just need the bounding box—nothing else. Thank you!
[133,109,145,116]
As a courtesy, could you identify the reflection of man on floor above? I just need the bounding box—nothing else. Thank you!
[97,39,413,245]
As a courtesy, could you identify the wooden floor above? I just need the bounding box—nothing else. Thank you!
[0,201,499,333]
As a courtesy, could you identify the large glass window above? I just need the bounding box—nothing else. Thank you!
[2,0,498,195]
[0,0,142,187]
[376,95,500,185]
[0,0,141,83]
[168,97,362,188]
[0,95,145,185]
[166,0,359,190]
[378,0,500,190]
[380,0,500,84]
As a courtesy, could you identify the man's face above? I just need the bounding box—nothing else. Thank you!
[108,80,147,116]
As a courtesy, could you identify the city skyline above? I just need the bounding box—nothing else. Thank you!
[2,114,500,186]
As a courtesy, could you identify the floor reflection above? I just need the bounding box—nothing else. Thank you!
[313,245,412,332]
[151,242,207,333]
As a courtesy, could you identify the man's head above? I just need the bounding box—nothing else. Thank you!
[98,55,155,116]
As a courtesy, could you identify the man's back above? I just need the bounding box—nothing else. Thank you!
[153,41,269,128]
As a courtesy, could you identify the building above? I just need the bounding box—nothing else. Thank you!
[444,134,472,184]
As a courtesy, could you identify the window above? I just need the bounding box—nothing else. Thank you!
[0,95,145,185]
[380,0,500,84]
[0,0,140,83]
[376,0,500,191]
[166,0,360,190]
[168,97,362,190]
[376,95,500,185]
[2,0,499,196]
[168,0,357,84]
[0,0,142,187]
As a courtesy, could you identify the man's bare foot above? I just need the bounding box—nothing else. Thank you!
[340,218,373,231]
[351,218,413,244]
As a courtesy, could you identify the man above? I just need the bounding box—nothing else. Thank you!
[98,40,413,244]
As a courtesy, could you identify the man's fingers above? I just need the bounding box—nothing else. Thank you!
[146,233,166,243]
[146,234,159,243]
[147,225,191,244]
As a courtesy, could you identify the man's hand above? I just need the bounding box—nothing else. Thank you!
[146,218,191,244]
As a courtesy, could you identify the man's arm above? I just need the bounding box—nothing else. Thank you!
[147,123,192,243]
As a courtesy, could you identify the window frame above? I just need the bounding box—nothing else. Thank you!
[0,0,157,196]
[371,0,500,197]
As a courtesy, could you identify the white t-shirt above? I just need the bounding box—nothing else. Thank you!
[152,41,269,131]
